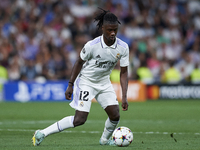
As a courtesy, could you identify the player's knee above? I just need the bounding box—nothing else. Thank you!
[73,117,87,127]
[73,110,88,127]
[110,113,120,121]
[73,120,86,127]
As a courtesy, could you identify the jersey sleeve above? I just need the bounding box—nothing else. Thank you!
[80,42,92,61]
[120,46,129,67]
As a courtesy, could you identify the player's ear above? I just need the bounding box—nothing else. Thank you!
[101,25,104,31]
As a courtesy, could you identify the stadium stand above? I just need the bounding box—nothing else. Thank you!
[0,0,199,84]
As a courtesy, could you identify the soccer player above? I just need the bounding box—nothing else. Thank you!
[32,8,129,146]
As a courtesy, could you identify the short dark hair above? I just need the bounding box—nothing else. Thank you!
[94,7,121,30]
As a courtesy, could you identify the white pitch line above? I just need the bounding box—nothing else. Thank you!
[0,119,200,125]
[0,120,58,124]
[0,129,199,135]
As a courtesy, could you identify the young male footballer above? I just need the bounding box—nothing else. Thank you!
[32,8,129,146]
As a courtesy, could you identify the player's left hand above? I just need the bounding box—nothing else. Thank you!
[121,98,128,111]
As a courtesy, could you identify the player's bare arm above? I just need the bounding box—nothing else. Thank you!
[65,56,85,100]
[120,66,128,111]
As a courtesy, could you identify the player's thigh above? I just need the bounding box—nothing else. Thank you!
[70,78,97,112]
[95,84,119,110]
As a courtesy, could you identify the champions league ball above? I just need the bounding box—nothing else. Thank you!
[112,126,133,147]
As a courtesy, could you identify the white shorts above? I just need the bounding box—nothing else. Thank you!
[69,77,119,112]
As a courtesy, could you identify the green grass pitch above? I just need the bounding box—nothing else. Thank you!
[0,100,199,150]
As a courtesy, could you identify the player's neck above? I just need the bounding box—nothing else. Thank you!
[103,36,116,46]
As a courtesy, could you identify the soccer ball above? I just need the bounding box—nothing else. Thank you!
[112,126,133,147]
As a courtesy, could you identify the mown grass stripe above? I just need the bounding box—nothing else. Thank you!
[0,128,199,135]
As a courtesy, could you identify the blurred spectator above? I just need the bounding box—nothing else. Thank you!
[21,59,38,81]
[136,61,154,84]
[156,42,174,61]
[175,51,194,82]
[7,54,21,81]
[117,26,132,46]
[147,51,161,81]
[128,41,140,79]
[0,62,8,100]
[161,60,181,84]
[189,40,200,65]
[190,63,200,84]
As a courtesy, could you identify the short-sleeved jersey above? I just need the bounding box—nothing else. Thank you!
[79,35,129,83]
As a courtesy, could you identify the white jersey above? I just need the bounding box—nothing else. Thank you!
[79,35,129,83]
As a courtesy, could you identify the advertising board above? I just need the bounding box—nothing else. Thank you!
[147,84,200,99]
[4,81,68,102]
[4,81,146,102]
[112,81,146,102]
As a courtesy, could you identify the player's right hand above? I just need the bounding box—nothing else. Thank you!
[65,85,73,100]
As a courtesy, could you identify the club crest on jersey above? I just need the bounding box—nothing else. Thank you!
[82,48,86,54]
[80,101,84,107]
[116,53,120,59]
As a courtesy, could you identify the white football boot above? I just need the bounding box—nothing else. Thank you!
[32,130,45,146]
[99,138,116,146]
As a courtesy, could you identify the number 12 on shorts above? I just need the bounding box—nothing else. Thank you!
[79,91,89,101]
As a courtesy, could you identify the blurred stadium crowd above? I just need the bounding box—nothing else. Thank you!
[0,0,200,84]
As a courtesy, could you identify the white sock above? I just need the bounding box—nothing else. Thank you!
[41,116,74,137]
[101,118,119,141]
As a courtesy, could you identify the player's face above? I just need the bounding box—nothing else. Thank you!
[102,23,118,45]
